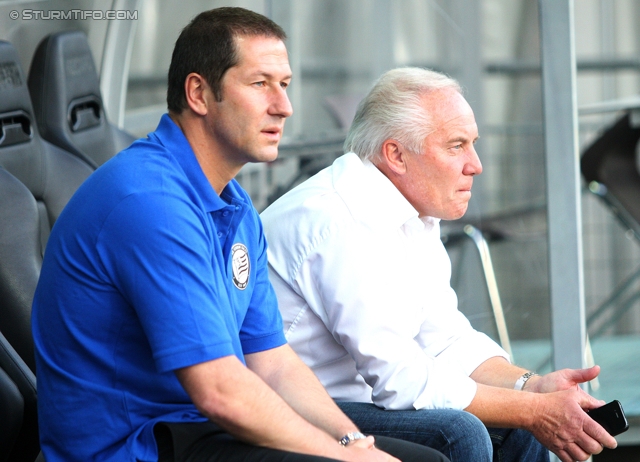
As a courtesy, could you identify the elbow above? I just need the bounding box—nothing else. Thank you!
[192,387,246,425]
[368,368,425,410]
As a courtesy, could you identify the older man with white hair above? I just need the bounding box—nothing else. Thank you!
[261,67,618,462]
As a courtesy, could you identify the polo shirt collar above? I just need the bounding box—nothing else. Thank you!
[153,114,245,213]
[333,152,435,230]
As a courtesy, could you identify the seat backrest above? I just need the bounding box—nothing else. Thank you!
[0,39,94,373]
[0,329,38,462]
[581,113,640,240]
[0,365,23,462]
[28,30,135,168]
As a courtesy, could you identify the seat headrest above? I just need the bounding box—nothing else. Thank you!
[0,41,45,196]
[0,43,34,118]
[28,30,115,167]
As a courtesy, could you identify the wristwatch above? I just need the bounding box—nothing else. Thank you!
[339,432,367,446]
[514,371,538,391]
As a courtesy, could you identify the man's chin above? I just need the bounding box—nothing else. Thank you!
[245,147,279,164]
[261,149,280,163]
[444,206,469,221]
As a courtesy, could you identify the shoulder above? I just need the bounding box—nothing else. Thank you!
[59,144,205,255]
[262,166,352,244]
[262,153,392,251]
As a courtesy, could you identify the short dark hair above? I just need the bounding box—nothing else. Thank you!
[166,7,287,113]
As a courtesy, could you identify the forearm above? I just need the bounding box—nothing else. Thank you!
[176,354,350,459]
[464,383,538,428]
[470,356,532,389]
[246,345,359,440]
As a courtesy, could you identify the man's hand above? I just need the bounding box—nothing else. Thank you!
[529,387,617,462]
[341,436,401,462]
[526,365,602,394]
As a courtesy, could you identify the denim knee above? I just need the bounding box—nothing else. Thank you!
[439,411,492,454]
[336,403,492,462]
[489,427,549,462]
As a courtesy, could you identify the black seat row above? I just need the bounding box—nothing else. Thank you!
[28,30,135,168]
[0,31,135,461]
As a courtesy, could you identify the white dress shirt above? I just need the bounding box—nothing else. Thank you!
[261,153,509,411]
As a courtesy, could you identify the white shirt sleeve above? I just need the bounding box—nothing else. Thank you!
[291,221,508,411]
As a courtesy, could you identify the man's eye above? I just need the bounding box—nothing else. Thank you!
[280,82,289,89]
[253,81,265,87]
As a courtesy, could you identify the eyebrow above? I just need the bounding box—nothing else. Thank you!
[449,135,480,144]
[249,70,292,81]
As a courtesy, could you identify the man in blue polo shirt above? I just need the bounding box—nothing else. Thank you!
[31,7,449,462]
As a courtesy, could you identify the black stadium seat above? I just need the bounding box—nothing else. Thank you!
[581,112,640,241]
[581,112,640,338]
[28,30,135,168]
[0,37,93,461]
[0,329,38,462]
[0,39,94,460]
[0,363,23,462]
[0,39,94,373]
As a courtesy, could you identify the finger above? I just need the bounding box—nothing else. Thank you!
[577,391,607,410]
[582,399,607,411]
[351,435,376,450]
[565,441,591,461]
[591,443,604,456]
[555,449,574,462]
[568,365,601,384]
[575,432,607,455]
[584,416,618,449]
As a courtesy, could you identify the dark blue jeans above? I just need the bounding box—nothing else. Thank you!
[337,402,550,462]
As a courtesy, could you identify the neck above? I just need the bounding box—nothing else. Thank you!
[169,111,241,195]
[371,157,426,217]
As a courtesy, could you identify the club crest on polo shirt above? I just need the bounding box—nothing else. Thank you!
[231,243,250,290]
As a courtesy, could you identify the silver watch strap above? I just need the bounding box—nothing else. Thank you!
[339,432,367,446]
[514,371,538,391]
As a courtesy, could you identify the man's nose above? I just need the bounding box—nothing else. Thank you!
[465,146,483,176]
[271,86,293,118]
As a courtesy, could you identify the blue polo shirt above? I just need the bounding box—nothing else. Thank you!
[32,114,286,461]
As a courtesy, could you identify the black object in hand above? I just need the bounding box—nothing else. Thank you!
[587,400,629,436]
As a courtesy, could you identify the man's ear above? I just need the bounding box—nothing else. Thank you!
[183,73,209,116]
[380,139,408,175]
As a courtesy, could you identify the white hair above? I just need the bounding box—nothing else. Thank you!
[344,67,462,162]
